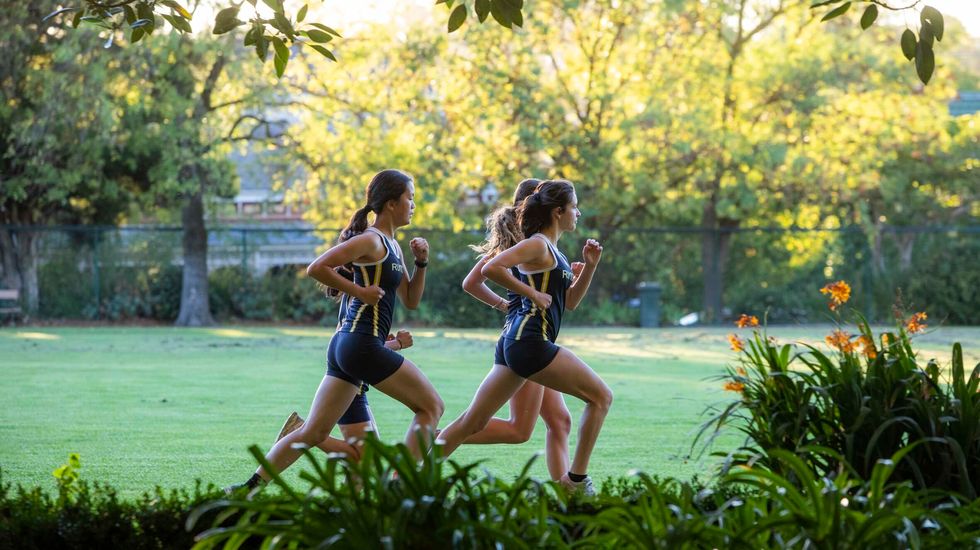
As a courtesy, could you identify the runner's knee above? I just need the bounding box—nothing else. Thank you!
[588,382,613,414]
[543,407,572,436]
[298,424,332,445]
[415,392,444,421]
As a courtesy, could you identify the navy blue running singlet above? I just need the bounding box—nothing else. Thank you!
[504,234,574,343]
[338,227,404,340]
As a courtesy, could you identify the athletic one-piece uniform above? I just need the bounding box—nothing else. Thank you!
[501,234,575,377]
[493,265,524,366]
[327,227,406,423]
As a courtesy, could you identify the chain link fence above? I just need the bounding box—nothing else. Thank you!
[4,223,978,325]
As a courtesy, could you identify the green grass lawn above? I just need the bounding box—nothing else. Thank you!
[1,325,977,498]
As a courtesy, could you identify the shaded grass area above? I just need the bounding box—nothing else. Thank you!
[1,325,976,498]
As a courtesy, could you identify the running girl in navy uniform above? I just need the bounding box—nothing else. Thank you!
[437,179,611,495]
[271,333,416,461]
[271,276,416,461]
[229,169,444,492]
[458,178,574,481]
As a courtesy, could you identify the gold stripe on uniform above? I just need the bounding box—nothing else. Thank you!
[349,266,371,332]
[371,262,382,336]
[539,270,551,340]
[515,275,538,341]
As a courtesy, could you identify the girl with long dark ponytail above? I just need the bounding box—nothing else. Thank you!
[438,179,611,496]
[457,179,575,480]
[228,169,444,493]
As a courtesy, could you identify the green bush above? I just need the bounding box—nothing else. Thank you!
[6,441,980,547]
[0,455,227,550]
[187,437,980,548]
[698,283,980,497]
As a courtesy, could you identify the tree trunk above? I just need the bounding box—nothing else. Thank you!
[700,197,737,325]
[0,226,39,315]
[895,231,916,272]
[175,190,214,326]
[870,223,886,276]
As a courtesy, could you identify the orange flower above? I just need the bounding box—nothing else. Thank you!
[856,335,877,359]
[736,314,759,328]
[724,381,745,393]
[820,280,851,311]
[905,312,928,334]
[825,329,857,353]
[728,333,745,352]
[736,367,747,376]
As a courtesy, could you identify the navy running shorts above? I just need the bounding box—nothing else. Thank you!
[338,384,372,425]
[327,332,404,387]
[502,337,561,378]
[494,335,507,366]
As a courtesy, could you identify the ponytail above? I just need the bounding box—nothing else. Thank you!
[470,178,541,258]
[470,205,522,258]
[340,205,373,244]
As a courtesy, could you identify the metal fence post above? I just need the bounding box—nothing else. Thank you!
[240,228,250,293]
[92,227,101,318]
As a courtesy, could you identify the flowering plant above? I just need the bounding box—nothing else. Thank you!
[698,282,978,497]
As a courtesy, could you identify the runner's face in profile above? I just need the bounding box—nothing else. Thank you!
[558,191,580,232]
[391,181,415,227]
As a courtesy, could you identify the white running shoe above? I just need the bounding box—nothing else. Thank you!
[559,473,596,497]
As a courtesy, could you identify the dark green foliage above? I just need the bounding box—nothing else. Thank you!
[0,468,226,550]
[698,309,980,497]
[28,225,980,325]
[186,437,980,548]
[6,438,980,547]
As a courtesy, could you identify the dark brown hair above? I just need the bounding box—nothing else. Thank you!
[339,169,413,243]
[471,178,541,258]
[517,179,575,238]
[326,169,412,298]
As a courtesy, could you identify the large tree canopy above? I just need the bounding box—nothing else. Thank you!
[279,0,976,320]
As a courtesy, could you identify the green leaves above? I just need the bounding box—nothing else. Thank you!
[303,29,332,43]
[475,0,491,23]
[442,0,525,32]
[901,29,916,60]
[813,1,944,85]
[162,13,192,33]
[212,6,242,35]
[272,36,289,78]
[893,5,945,85]
[448,5,467,33]
[859,4,877,30]
[820,1,850,22]
[912,4,943,84]
[915,39,935,84]
[921,5,944,41]
[42,7,78,24]
[308,44,337,62]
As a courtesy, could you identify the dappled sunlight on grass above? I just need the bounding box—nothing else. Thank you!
[276,328,325,338]
[561,335,730,363]
[602,371,717,387]
[6,332,61,341]
[413,330,499,342]
[205,328,263,339]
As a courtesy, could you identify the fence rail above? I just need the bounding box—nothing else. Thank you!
[1,223,977,325]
